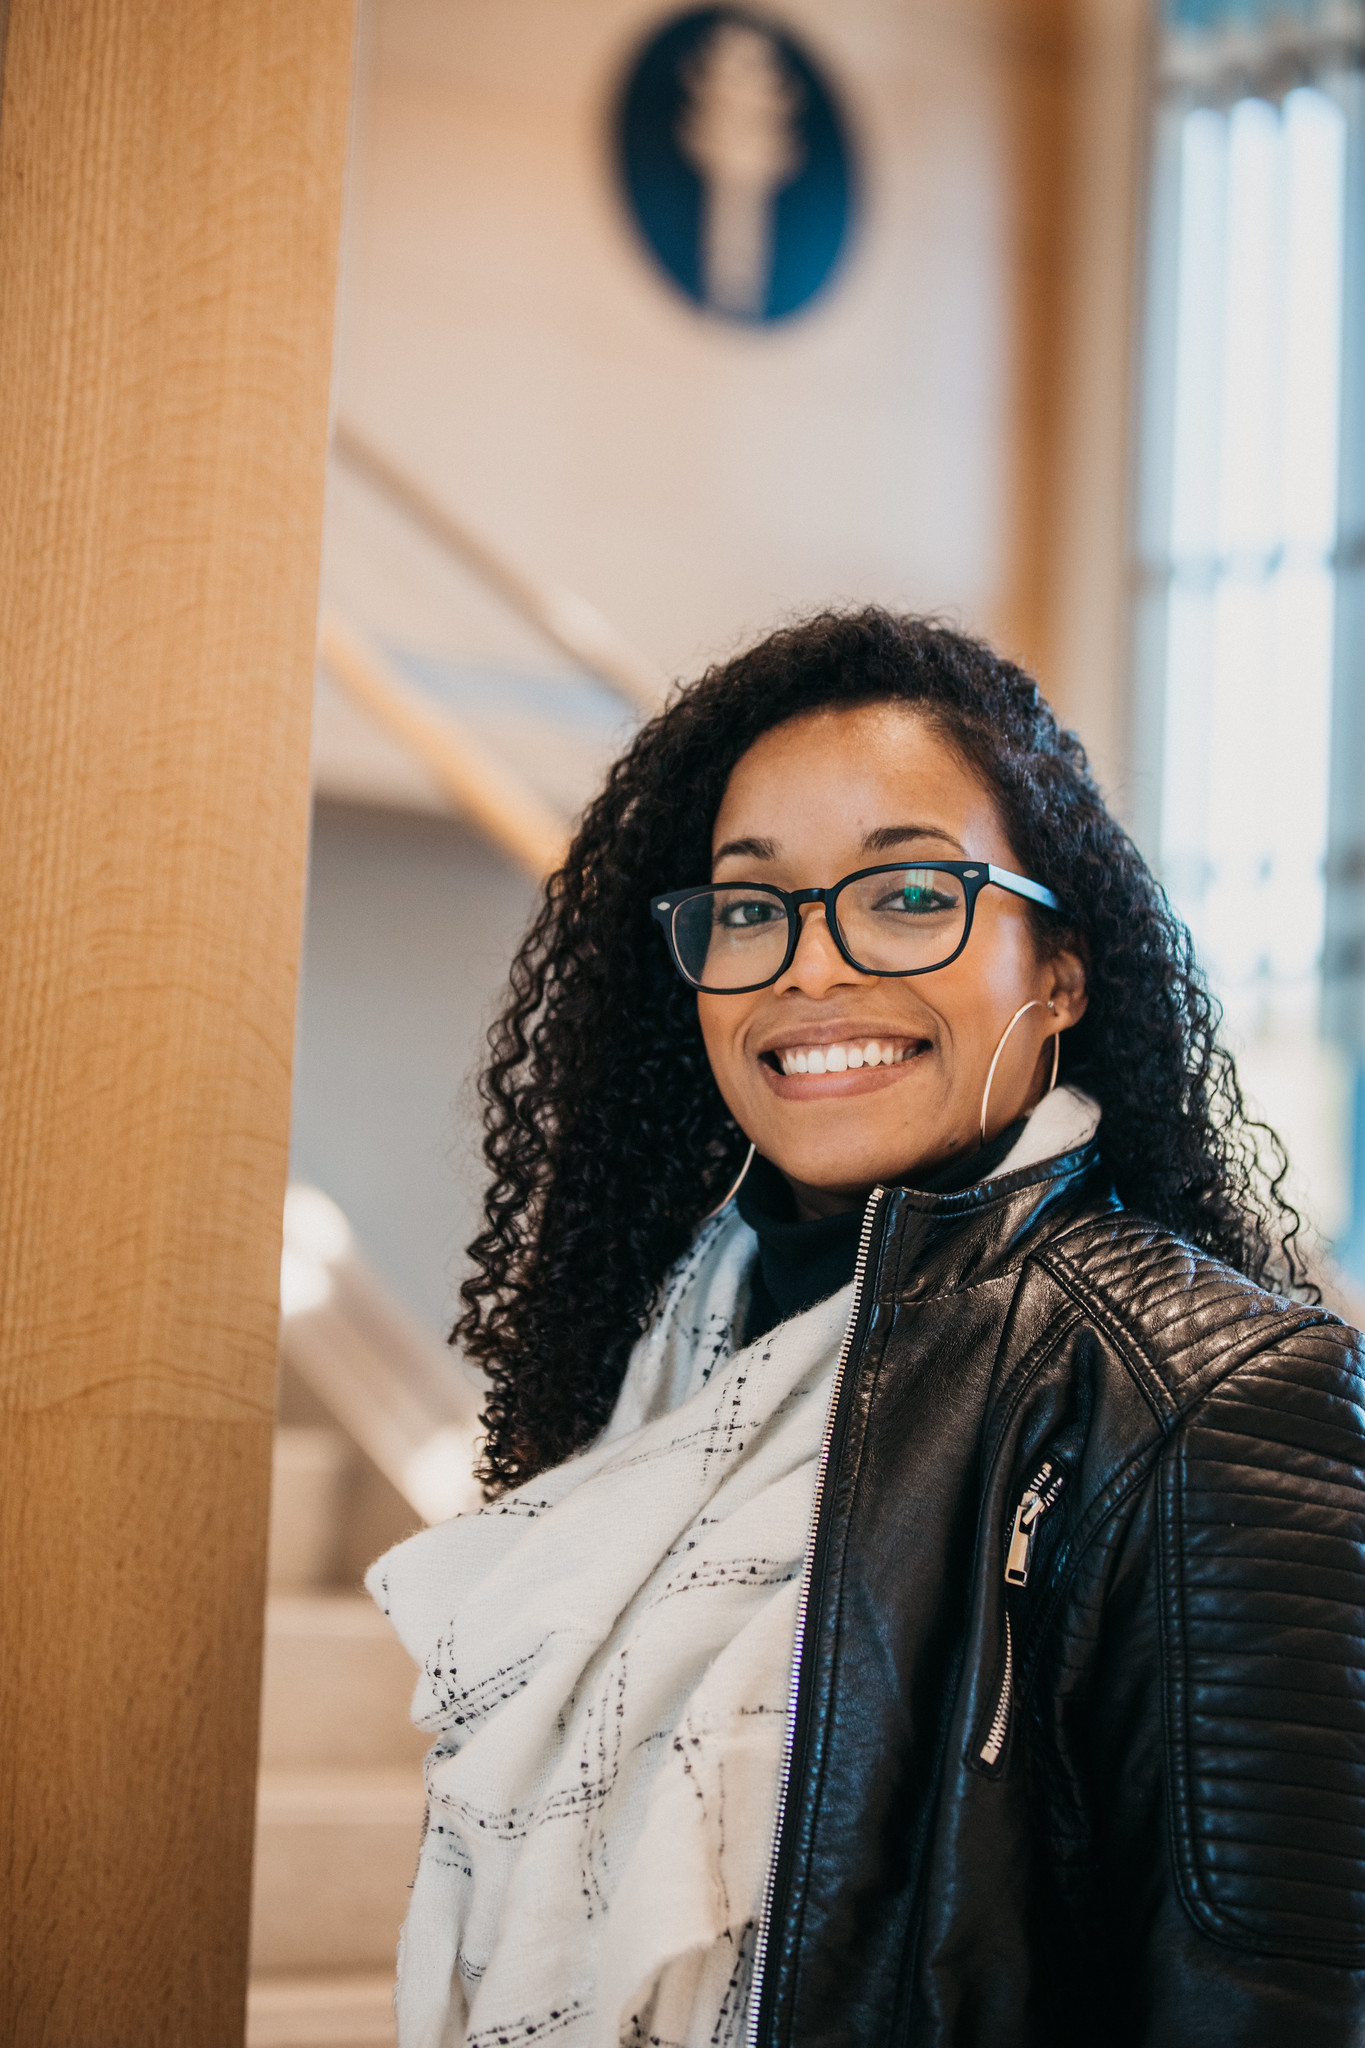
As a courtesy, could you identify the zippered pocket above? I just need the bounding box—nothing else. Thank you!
[977,1459,1067,1769]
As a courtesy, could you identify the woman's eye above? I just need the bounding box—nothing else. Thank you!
[717,898,781,930]
[874,886,952,915]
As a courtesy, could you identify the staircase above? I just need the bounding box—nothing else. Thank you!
[244,1188,483,2047]
[246,1418,427,2048]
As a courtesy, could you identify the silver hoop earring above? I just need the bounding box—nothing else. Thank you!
[704,1140,756,1221]
[979,1001,1061,1145]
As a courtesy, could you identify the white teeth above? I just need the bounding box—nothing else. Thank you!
[776,1038,913,1075]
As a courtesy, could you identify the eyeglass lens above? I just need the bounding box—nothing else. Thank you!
[670,867,969,989]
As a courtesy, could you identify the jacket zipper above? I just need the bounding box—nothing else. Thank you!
[746,1183,887,2048]
[977,1459,1066,1768]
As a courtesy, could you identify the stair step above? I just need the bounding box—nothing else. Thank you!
[251,1769,425,1974]
[246,1971,396,2047]
[261,1593,427,1769]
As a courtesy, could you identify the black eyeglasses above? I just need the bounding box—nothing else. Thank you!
[650,861,1062,994]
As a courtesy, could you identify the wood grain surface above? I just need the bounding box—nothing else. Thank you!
[997,0,1083,687]
[0,2,353,2039]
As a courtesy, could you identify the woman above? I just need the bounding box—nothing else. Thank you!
[370,610,1365,2048]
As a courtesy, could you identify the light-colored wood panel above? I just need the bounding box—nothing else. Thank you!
[992,0,1080,682]
[0,1416,275,2031]
[0,0,352,1425]
[1047,0,1149,802]
[0,1,353,2039]
[990,0,1145,765]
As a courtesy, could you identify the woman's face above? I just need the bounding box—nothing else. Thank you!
[697,703,1088,1218]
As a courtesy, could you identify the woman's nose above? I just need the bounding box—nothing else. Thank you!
[778,901,868,993]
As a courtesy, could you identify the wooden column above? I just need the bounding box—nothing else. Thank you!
[1045,0,1150,801]
[0,5,352,2042]
[992,0,1148,803]
[995,0,1082,686]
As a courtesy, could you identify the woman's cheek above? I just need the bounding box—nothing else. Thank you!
[697,1002,749,1110]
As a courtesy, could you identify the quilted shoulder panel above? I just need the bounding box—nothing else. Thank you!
[1043,1212,1328,1415]
[1162,1320,1365,1962]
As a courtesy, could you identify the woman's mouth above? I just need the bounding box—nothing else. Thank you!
[756,1034,933,1096]
[764,1037,915,1076]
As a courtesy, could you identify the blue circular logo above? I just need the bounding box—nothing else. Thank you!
[613,8,857,325]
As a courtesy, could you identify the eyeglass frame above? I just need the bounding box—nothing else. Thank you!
[650,860,1064,994]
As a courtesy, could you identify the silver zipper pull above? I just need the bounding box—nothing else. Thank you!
[980,1461,1069,1770]
[1003,1461,1065,1588]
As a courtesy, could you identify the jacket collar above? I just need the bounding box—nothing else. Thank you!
[872,1143,1117,1306]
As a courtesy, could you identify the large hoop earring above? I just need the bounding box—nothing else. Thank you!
[704,1140,756,1221]
[980,1001,1061,1145]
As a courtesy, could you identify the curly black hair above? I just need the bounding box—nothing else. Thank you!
[456,608,1307,1493]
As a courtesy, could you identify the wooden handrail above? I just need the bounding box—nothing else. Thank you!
[318,612,571,882]
[279,1184,483,1525]
[332,418,665,715]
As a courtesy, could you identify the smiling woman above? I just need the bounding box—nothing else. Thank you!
[682,704,1087,1213]
[457,608,1304,1476]
[367,609,1365,2048]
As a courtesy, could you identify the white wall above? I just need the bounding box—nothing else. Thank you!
[325,0,1043,688]
[292,804,538,1332]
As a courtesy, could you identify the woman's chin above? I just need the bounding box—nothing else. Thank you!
[756,1122,973,1205]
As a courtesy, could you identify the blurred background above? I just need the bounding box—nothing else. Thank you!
[249,2,1365,2039]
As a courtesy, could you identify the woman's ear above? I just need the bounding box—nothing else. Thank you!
[1045,942,1088,1031]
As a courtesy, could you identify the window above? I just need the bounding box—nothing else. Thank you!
[1133,0,1365,1276]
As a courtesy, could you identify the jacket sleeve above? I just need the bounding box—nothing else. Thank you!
[1089,1316,1365,2047]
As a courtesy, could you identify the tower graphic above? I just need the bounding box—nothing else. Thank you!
[676,21,805,317]
[615,8,855,326]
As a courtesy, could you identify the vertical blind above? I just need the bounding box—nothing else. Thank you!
[1134,0,1365,1054]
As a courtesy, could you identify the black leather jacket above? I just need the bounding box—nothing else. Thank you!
[752,1141,1365,2048]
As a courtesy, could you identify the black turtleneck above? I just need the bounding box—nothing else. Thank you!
[735,1120,1027,1347]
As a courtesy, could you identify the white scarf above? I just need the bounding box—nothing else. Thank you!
[367,1087,1100,2048]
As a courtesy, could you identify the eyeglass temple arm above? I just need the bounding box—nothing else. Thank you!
[986,864,1061,913]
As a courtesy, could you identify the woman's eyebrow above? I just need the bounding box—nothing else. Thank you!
[863,823,967,854]
[712,835,777,863]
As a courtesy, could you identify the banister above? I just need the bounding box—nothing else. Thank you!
[332,418,665,715]
[279,1185,484,1526]
[317,611,570,881]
